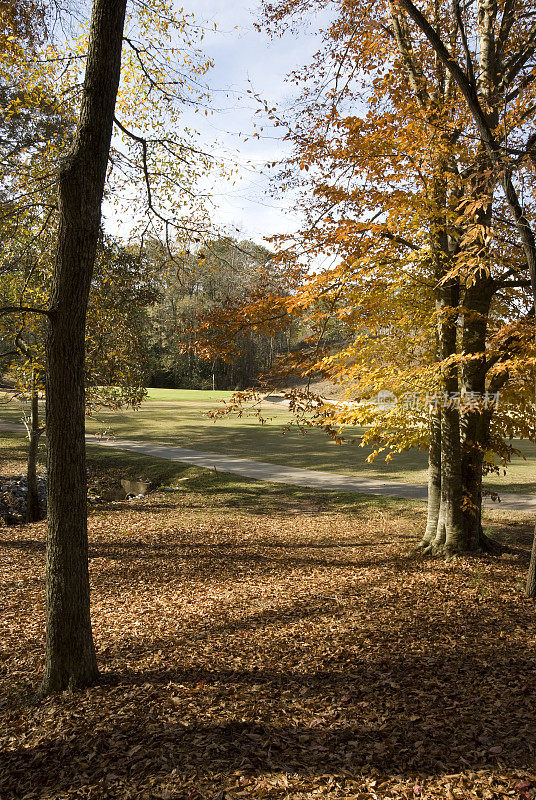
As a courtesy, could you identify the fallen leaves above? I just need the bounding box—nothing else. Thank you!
[0,489,535,799]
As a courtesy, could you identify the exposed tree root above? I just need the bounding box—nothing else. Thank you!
[414,529,503,558]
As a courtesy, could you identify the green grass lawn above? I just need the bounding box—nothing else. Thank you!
[0,430,421,520]
[2,431,531,536]
[1,387,535,493]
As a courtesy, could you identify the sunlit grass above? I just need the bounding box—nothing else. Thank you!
[1,388,535,493]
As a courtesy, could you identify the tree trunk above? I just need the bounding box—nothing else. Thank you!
[460,278,494,550]
[526,526,536,597]
[437,398,464,554]
[41,0,127,695]
[527,309,536,595]
[422,394,441,549]
[25,373,44,523]
[396,0,536,583]
[430,277,465,554]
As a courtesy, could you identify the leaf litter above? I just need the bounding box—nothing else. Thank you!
[0,485,535,800]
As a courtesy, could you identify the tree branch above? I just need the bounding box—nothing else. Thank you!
[454,0,476,88]
[0,306,50,317]
[500,21,536,88]
[389,2,430,110]
[496,0,517,63]
[397,0,536,298]
[380,230,422,251]
[114,117,161,226]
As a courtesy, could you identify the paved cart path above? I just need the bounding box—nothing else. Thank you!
[1,419,534,513]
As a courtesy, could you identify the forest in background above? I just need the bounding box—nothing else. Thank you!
[1,232,303,393]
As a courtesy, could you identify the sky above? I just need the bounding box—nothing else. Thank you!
[167,1,323,244]
[99,1,328,248]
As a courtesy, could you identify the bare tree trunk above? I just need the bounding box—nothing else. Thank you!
[438,398,464,554]
[41,0,127,695]
[25,372,44,523]
[460,279,494,550]
[422,395,441,549]
[425,160,465,554]
[430,278,465,554]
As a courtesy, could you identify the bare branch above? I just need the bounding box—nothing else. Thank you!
[496,0,517,62]
[0,306,50,317]
[454,0,476,88]
[398,0,536,297]
[113,115,153,209]
[389,3,430,110]
[380,230,422,251]
[500,21,536,88]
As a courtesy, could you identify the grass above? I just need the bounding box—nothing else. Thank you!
[1,387,535,494]
[0,431,421,518]
[145,387,232,402]
[0,439,535,800]
[1,430,530,532]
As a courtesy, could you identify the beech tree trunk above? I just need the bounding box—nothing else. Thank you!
[397,0,536,588]
[422,403,441,547]
[41,0,127,695]
[425,165,466,554]
[437,401,464,554]
[460,278,494,550]
[25,373,44,523]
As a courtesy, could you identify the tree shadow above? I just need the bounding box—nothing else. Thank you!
[87,538,427,582]
[3,645,535,798]
[89,474,416,518]
[0,537,45,552]
[2,476,533,798]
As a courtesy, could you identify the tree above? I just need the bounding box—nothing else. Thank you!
[85,235,159,411]
[0,233,158,522]
[198,0,534,554]
[0,0,47,55]
[258,0,535,550]
[42,0,128,694]
[146,236,294,389]
[1,0,216,690]
[381,0,536,581]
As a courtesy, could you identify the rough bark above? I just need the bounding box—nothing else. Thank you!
[41,0,127,695]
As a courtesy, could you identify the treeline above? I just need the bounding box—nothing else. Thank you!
[141,236,296,391]
[0,233,297,394]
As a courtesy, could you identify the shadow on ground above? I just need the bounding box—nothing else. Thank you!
[1,475,535,799]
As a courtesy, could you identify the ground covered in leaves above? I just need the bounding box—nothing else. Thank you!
[1,460,535,799]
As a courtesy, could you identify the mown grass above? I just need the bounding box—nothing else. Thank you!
[146,387,232,402]
[1,387,535,493]
[1,431,531,540]
[0,431,421,519]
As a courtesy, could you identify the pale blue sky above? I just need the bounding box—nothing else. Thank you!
[178,1,323,242]
[102,1,325,246]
